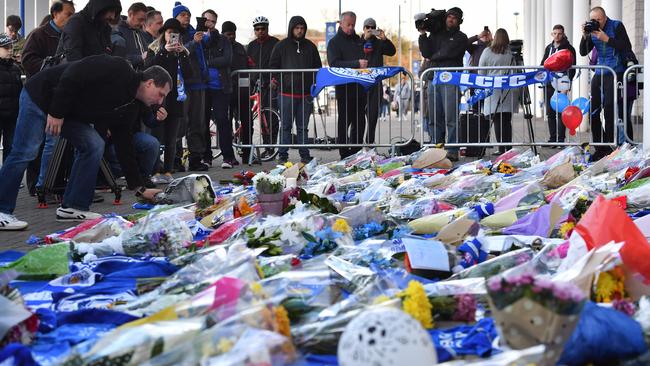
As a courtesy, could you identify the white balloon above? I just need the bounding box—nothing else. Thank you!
[551,74,571,92]
[338,307,438,366]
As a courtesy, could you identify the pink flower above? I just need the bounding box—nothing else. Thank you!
[487,277,502,292]
[532,286,542,293]
[534,277,553,290]
[553,285,571,301]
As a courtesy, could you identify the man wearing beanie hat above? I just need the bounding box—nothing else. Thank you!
[418,6,467,162]
[172,1,191,19]
[360,17,395,144]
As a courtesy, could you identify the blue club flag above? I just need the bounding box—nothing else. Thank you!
[310,66,405,97]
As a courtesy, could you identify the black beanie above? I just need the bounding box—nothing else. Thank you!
[222,21,236,33]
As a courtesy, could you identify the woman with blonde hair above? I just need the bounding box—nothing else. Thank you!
[478,28,518,155]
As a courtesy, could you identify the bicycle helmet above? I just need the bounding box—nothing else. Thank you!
[253,16,269,27]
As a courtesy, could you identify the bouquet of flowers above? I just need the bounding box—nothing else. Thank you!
[253,172,285,194]
[487,273,586,365]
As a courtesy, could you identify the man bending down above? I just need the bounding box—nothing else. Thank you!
[0,54,170,230]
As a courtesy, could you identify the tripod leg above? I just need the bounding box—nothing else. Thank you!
[39,138,68,208]
[98,157,121,205]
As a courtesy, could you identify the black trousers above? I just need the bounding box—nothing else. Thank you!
[591,72,627,155]
[491,112,512,153]
[336,84,367,159]
[152,115,181,173]
[365,85,380,144]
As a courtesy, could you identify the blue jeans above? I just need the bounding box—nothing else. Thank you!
[107,132,159,178]
[0,89,104,214]
[279,95,311,159]
[36,134,59,188]
[428,83,459,152]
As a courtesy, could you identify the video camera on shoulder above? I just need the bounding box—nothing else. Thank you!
[414,8,447,33]
[584,19,600,33]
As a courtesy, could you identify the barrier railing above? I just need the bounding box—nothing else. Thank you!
[418,65,619,157]
[622,64,643,144]
[222,69,417,164]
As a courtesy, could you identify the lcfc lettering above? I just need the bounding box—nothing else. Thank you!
[458,73,527,88]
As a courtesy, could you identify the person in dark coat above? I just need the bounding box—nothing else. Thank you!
[269,15,322,163]
[56,0,122,61]
[0,55,171,229]
[145,18,192,184]
[116,2,149,70]
[0,34,23,165]
[202,20,235,169]
[326,11,366,159]
[223,21,259,164]
[360,17,396,144]
[246,15,280,159]
[22,0,75,79]
[540,24,577,145]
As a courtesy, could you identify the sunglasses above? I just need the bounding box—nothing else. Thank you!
[364,26,376,29]
[254,27,267,31]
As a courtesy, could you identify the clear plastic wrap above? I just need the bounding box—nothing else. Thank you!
[153,174,216,205]
[449,248,535,280]
[358,178,393,202]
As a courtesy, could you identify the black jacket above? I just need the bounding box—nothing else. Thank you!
[541,37,577,79]
[204,29,233,93]
[327,27,364,68]
[22,22,61,78]
[116,19,150,70]
[56,0,122,61]
[418,27,468,67]
[246,35,279,87]
[0,58,22,117]
[24,55,151,188]
[361,35,396,67]
[230,40,248,93]
[269,16,322,96]
[467,35,488,67]
[144,39,192,118]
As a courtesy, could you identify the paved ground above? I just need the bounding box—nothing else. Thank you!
[0,108,614,252]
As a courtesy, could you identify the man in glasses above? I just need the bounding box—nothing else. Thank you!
[360,18,396,144]
[246,16,280,159]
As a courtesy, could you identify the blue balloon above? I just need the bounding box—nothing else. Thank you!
[571,97,591,115]
[550,91,570,113]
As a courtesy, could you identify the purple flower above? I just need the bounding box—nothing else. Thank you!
[487,277,502,292]
[534,277,553,290]
[613,299,636,316]
[554,286,571,301]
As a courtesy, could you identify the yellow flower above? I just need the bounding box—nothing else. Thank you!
[595,267,626,303]
[376,167,383,176]
[332,218,352,234]
[558,221,575,239]
[284,162,294,168]
[399,280,433,329]
[273,305,291,338]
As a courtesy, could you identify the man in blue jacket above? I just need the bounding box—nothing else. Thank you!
[579,6,633,161]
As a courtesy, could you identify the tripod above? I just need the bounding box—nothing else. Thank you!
[512,52,538,155]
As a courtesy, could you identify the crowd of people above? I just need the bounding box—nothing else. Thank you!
[0,2,638,231]
[418,6,634,162]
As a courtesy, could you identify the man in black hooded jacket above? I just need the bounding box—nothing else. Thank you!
[269,16,322,164]
[56,0,122,61]
[246,16,279,158]
[327,11,366,159]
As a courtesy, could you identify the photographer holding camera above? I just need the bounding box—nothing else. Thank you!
[579,6,632,161]
[417,7,468,161]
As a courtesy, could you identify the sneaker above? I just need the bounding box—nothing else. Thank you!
[56,207,102,222]
[0,213,28,231]
[188,161,209,171]
[221,160,233,169]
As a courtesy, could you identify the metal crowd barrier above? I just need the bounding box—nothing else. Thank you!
[418,64,619,157]
[219,69,416,164]
[622,64,643,144]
